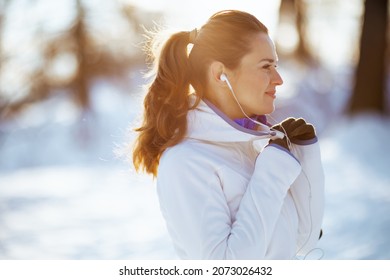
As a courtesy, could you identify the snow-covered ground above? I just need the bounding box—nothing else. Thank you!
[0,68,389,260]
[317,114,390,259]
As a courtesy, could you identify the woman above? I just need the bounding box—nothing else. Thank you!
[133,10,324,259]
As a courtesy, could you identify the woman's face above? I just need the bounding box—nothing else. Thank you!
[227,33,283,117]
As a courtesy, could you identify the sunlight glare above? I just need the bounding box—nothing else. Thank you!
[126,0,281,36]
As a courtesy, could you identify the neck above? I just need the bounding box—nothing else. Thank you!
[204,89,245,119]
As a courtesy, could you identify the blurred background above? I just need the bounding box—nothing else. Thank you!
[0,0,389,259]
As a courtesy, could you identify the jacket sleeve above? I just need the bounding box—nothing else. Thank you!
[157,145,301,259]
[289,138,325,256]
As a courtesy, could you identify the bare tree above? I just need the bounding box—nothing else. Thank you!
[277,0,314,63]
[349,0,388,115]
[0,0,11,95]
[72,0,90,109]
[0,0,154,120]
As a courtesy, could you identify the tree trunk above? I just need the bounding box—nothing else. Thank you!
[349,0,388,115]
[74,0,90,110]
[278,0,313,62]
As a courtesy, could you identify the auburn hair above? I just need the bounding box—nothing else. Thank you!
[132,10,268,176]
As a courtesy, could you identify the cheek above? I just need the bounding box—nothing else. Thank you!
[236,71,269,99]
[250,73,269,93]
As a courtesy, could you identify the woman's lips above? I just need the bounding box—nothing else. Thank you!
[265,90,276,99]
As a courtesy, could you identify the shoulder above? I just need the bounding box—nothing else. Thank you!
[160,140,204,166]
[157,138,238,189]
[157,140,224,201]
[158,140,210,176]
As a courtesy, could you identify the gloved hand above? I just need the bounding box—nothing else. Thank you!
[269,137,290,151]
[269,118,316,151]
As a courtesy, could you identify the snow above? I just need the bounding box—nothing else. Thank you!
[0,166,176,259]
[317,114,390,259]
[0,68,389,260]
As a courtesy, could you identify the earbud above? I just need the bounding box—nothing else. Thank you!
[220,73,233,92]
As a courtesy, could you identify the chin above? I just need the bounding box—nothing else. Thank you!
[261,106,275,115]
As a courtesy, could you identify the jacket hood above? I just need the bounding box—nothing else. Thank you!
[186,97,278,143]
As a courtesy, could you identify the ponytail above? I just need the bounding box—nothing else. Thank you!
[133,31,194,176]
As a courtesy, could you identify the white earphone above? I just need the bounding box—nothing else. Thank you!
[220,73,231,89]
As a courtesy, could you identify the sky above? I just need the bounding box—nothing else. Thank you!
[132,0,281,32]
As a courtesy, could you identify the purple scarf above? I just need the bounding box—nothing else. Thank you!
[234,115,269,130]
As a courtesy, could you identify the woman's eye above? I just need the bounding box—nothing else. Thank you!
[262,64,277,70]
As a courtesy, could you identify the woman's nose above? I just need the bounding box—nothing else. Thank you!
[272,69,283,86]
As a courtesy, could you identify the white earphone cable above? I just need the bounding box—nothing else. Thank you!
[222,74,289,145]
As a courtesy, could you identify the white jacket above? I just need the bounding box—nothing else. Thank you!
[157,98,324,259]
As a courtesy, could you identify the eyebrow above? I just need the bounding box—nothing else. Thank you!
[259,58,277,63]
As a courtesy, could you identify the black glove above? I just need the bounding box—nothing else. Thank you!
[269,118,316,150]
[273,118,316,141]
[269,136,290,151]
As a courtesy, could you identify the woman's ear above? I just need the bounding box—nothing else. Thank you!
[209,61,226,85]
